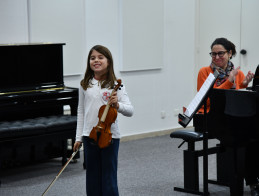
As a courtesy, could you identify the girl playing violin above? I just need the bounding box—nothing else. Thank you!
[73,45,133,196]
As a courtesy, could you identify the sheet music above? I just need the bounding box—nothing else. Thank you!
[184,73,215,117]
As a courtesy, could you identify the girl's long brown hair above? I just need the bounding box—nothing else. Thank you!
[80,45,117,90]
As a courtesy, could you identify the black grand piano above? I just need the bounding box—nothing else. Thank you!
[175,67,259,195]
[193,71,259,195]
[0,43,79,170]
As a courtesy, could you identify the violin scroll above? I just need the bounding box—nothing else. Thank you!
[113,79,122,91]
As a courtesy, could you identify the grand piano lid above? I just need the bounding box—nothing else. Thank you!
[224,89,257,117]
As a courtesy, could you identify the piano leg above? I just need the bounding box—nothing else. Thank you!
[227,146,245,196]
[214,150,229,186]
[62,139,68,166]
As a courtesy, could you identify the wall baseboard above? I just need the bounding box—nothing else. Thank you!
[120,126,193,142]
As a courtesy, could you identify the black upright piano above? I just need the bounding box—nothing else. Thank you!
[0,43,79,169]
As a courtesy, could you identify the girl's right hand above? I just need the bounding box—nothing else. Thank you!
[73,141,82,152]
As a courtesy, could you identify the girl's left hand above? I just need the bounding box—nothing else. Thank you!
[108,92,119,109]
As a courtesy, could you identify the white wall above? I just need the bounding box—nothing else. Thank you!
[0,0,28,43]
[29,0,86,76]
[196,0,259,81]
[0,0,196,137]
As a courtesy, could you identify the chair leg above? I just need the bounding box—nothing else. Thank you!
[183,149,199,190]
[174,142,204,195]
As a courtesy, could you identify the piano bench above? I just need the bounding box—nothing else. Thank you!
[0,115,78,168]
[170,128,203,150]
[170,128,222,195]
[0,115,77,139]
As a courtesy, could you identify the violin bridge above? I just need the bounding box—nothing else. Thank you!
[96,125,103,130]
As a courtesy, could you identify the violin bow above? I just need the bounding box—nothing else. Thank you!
[41,146,81,196]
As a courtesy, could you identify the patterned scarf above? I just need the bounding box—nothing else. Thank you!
[210,61,236,88]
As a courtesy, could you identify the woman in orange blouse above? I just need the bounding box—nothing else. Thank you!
[197,38,259,195]
[197,37,254,113]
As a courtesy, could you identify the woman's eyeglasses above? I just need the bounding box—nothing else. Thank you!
[209,51,228,58]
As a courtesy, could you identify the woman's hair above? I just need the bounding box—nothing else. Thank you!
[211,38,236,59]
[80,45,117,90]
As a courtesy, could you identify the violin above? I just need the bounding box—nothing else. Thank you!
[89,79,122,148]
